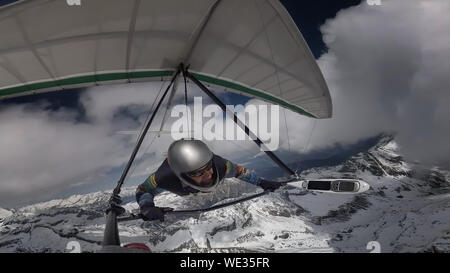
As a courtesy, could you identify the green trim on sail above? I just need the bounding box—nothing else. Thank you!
[0,70,174,97]
[0,69,316,118]
[191,72,316,118]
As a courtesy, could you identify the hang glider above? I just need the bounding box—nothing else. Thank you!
[0,0,331,119]
[0,0,341,253]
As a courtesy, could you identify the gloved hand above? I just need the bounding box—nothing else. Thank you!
[140,203,165,222]
[259,179,283,192]
[106,194,125,216]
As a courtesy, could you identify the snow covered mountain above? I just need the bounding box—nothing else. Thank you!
[0,208,12,221]
[1,136,449,253]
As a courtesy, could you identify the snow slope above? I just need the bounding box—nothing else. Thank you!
[1,136,449,253]
[0,208,12,220]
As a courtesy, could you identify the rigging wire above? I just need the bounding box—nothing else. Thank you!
[127,80,184,178]
[112,69,181,196]
[122,79,169,186]
[117,176,300,222]
[129,80,168,152]
[183,69,191,139]
[124,133,159,187]
[254,0,292,153]
[303,119,317,154]
[283,110,292,153]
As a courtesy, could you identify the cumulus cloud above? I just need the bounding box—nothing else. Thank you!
[0,81,260,207]
[2,0,449,206]
[276,0,450,168]
[0,82,179,207]
[0,103,123,206]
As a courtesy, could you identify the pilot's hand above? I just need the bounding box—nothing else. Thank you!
[140,203,165,222]
[259,179,283,192]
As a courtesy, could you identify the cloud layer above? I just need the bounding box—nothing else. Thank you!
[1,0,449,207]
[279,0,450,168]
[0,83,263,207]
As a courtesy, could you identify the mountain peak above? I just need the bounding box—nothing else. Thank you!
[1,135,449,253]
[0,207,13,220]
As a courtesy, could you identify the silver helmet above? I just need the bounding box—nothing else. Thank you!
[167,139,219,192]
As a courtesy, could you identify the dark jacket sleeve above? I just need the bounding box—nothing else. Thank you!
[135,173,161,208]
[224,159,261,186]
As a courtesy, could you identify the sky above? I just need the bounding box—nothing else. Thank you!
[1,0,450,208]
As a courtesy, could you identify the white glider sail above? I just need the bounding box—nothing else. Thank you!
[0,0,331,118]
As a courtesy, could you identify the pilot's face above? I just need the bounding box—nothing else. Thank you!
[186,166,214,186]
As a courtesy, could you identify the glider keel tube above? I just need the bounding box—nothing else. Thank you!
[185,69,296,176]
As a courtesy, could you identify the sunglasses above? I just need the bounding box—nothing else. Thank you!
[186,160,213,177]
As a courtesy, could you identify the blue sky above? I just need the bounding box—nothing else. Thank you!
[0,0,19,7]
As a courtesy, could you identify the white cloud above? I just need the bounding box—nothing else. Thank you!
[0,104,125,206]
[0,81,261,207]
[0,82,176,207]
[276,0,450,168]
[2,0,449,206]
